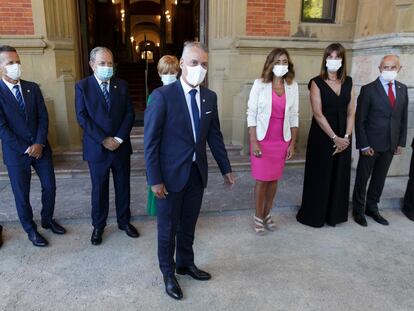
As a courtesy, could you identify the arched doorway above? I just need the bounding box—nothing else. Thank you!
[77,0,208,125]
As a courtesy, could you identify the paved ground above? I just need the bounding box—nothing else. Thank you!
[0,167,408,222]
[1,209,414,311]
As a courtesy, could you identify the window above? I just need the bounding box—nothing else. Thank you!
[301,0,337,23]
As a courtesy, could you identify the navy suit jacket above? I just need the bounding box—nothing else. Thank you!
[0,79,51,166]
[355,78,408,152]
[144,80,232,192]
[75,75,135,162]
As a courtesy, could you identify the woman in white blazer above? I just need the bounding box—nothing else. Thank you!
[247,48,299,234]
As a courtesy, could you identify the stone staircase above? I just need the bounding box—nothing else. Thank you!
[0,127,305,180]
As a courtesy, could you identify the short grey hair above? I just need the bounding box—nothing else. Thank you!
[89,46,113,63]
[380,54,400,67]
[182,41,208,59]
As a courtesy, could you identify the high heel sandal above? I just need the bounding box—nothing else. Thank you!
[264,214,276,231]
[254,216,265,235]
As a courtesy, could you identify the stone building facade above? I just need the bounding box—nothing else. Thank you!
[0,0,413,175]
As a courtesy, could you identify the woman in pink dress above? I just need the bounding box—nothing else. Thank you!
[247,48,299,234]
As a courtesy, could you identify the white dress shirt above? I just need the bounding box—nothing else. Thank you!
[93,75,123,144]
[180,77,201,161]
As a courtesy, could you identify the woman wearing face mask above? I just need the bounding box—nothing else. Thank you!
[146,55,179,216]
[296,43,355,228]
[247,48,299,234]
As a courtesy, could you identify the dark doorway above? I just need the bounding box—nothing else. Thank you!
[77,0,208,125]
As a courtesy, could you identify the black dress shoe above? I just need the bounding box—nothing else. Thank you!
[42,220,66,235]
[365,210,389,225]
[91,228,104,245]
[118,223,139,238]
[0,225,3,248]
[354,214,368,227]
[402,209,414,222]
[176,265,211,281]
[163,274,183,300]
[28,231,48,247]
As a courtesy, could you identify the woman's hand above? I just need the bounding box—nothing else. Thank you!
[251,140,262,158]
[286,143,295,160]
[333,136,350,154]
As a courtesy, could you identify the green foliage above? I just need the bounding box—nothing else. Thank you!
[302,0,323,19]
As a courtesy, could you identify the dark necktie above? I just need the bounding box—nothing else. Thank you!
[13,85,25,113]
[189,89,200,141]
[101,82,110,111]
[388,82,395,109]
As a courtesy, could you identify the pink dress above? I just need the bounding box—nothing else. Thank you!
[250,91,290,181]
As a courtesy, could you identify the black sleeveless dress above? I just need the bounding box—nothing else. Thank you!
[296,76,353,227]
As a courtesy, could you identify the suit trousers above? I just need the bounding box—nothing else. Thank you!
[7,156,56,234]
[403,147,414,212]
[156,163,204,276]
[352,150,394,215]
[88,155,131,229]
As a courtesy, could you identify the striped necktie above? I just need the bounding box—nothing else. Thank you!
[101,82,110,111]
[13,85,25,113]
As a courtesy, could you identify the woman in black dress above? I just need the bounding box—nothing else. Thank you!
[296,43,355,227]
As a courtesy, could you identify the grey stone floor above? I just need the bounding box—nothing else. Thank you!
[0,167,409,222]
[1,209,414,311]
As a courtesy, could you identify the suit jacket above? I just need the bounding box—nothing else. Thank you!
[0,79,51,165]
[75,75,135,162]
[355,78,408,152]
[144,80,232,192]
[246,79,299,141]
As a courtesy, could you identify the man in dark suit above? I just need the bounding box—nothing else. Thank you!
[403,138,414,221]
[144,42,234,300]
[0,45,66,247]
[75,47,138,245]
[353,55,408,226]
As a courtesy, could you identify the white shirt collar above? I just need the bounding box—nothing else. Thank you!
[94,74,110,87]
[180,77,200,95]
[379,75,394,85]
[2,78,21,91]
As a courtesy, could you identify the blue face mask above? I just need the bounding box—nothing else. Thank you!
[96,65,114,81]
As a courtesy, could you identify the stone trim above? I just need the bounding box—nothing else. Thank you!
[0,35,46,55]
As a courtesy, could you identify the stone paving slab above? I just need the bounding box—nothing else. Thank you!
[0,209,414,311]
[0,167,408,223]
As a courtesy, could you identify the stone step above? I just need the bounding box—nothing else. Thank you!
[52,144,245,162]
[0,153,306,180]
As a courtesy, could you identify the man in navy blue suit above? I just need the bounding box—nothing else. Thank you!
[75,47,138,245]
[0,45,66,247]
[144,42,234,300]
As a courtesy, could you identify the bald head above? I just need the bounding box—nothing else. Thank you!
[379,55,401,72]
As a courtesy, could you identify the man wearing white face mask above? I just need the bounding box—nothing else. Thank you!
[0,45,66,247]
[144,41,234,300]
[75,46,138,245]
[353,55,408,227]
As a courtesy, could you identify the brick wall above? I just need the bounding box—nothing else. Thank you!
[246,0,290,36]
[0,0,34,35]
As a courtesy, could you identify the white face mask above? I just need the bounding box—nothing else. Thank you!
[160,74,177,85]
[326,59,342,72]
[272,65,289,77]
[185,64,207,87]
[381,70,398,82]
[4,63,22,81]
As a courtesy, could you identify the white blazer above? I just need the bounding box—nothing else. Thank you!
[247,79,299,141]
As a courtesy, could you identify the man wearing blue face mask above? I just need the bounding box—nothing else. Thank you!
[75,46,138,245]
[353,55,408,227]
[0,45,66,247]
